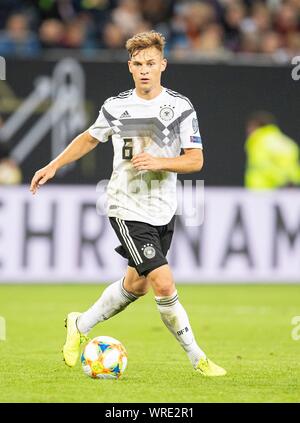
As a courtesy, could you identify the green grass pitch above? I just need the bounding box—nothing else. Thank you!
[0,284,300,403]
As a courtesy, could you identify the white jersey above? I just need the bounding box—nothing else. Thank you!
[89,87,203,225]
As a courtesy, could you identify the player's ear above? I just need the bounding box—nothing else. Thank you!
[128,60,133,74]
[161,58,167,72]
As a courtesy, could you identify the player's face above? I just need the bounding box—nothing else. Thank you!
[128,47,167,95]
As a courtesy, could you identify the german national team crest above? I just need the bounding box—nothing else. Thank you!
[159,105,174,121]
[142,244,156,259]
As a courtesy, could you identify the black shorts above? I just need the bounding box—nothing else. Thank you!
[109,216,175,277]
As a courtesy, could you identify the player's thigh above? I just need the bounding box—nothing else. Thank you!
[146,264,176,297]
[124,266,150,296]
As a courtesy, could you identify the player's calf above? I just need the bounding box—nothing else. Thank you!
[76,277,141,336]
[146,265,209,369]
[123,266,150,296]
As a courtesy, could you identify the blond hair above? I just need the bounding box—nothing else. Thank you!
[126,31,166,58]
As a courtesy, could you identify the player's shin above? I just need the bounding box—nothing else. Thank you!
[76,278,138,335]
[155,291,206,368]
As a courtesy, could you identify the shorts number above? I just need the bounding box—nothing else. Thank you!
[122,138,133,160]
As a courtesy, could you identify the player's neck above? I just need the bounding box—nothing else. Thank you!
[135,85,163,101]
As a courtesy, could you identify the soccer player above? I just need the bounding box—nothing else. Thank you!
[30,31,226,377]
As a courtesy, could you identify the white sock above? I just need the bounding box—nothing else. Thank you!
[77,278,138,335]
[155,291,206,368]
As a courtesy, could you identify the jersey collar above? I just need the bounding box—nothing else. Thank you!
[132,87,166,104]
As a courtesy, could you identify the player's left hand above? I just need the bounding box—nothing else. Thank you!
[131,152,163,171]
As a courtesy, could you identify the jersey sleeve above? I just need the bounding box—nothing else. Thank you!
[88,106,113,143]
[179,109,203,149]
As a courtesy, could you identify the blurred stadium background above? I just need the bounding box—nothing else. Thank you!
[0,0,300,284]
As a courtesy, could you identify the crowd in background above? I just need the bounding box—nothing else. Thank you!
[0,0,299,60]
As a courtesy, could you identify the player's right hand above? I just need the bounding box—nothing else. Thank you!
[30,163,57,195]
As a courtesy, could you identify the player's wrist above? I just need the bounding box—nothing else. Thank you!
[157,157,168,171]
[49,160,60,172]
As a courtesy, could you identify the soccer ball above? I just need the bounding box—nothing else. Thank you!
[81,336,127,379]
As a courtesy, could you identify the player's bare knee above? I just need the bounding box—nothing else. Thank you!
[146,270,175,297]
[133,277,150,296]
[124,275,149,297]
[154,284,175,297]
